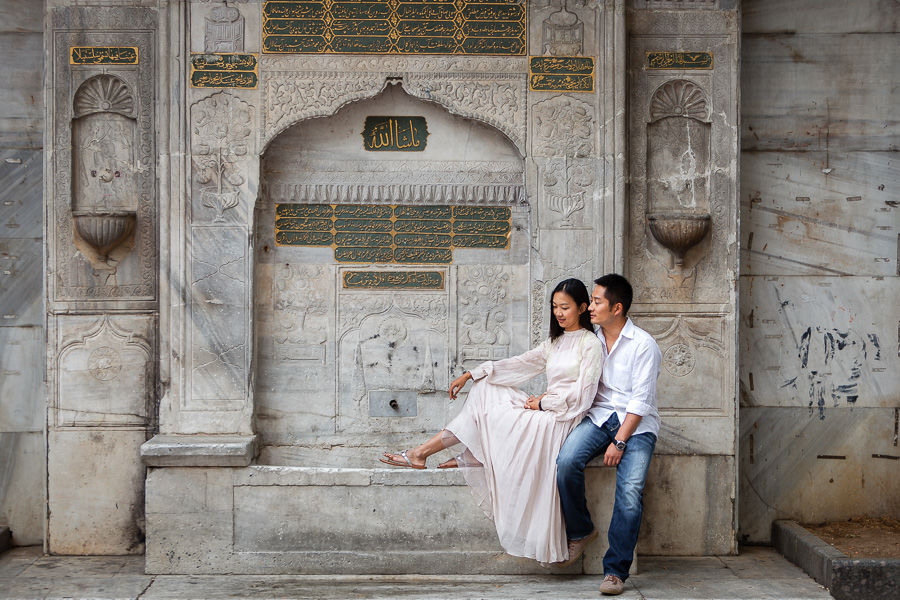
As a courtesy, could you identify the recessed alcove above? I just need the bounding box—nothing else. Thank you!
[253,82,529,467]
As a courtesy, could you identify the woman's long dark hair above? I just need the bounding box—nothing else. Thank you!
[548,278,593,341]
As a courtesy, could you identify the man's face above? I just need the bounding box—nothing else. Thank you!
[589,285,618,327]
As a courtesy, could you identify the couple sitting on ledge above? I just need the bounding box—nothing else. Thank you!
[379,274,661,596]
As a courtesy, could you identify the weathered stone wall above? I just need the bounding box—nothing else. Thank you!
[739,0,900,542]
[0,0,45,547]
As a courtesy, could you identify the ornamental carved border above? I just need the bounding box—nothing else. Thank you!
[262,70,527,156]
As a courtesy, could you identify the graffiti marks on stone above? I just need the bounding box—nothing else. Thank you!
[784,326,882,419]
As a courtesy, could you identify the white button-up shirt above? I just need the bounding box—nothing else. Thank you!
[587,318,662,438]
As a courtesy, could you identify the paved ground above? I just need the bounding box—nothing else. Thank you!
[0,546,833,599]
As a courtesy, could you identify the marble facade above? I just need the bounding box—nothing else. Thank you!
[34,0,742,570]
[0,0,888,567]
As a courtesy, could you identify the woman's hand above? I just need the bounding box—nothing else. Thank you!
[524,393,546,411]
[449,371,472,399]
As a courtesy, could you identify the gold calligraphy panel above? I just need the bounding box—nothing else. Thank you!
[529,56,594,92]
[363,116,429,152]
[70,47,138,65]
[343,270,445,289]
[647,52,713,70]
[191,53,259,89]
[275,203,511,263]
[262,1,525,55]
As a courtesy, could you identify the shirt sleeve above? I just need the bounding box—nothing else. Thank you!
[624,337,661,417]
[539,335,604,422]
[468,341,550,387]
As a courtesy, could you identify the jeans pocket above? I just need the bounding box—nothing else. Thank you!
[604,412,620,433]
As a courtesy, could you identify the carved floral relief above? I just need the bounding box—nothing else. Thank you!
[191,91,255,223]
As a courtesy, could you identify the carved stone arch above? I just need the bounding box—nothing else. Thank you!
[260,79,526,208]
[649,79,709,123]
[402,75,526,157]
[262,74,526,157]
[74,74,135,119]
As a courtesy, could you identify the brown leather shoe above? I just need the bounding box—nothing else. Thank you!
[599,574,625,595]
[556,528,599,567]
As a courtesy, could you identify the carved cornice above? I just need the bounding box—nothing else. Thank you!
[266,183,524,205]
[259,54,529,75]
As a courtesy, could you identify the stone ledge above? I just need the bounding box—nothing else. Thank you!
[141,434,256,467]
[0,526,10,553]
[773,519,900,600]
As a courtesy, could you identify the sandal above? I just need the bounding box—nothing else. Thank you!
[379,450,426,469]
[437,456,460,469]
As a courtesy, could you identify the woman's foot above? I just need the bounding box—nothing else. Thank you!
[437,456,459,469]
[379,450,426,469]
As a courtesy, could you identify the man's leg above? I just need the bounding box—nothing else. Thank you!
[602,431,656,580]
[556,415,617,539]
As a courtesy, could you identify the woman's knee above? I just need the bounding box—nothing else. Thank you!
[556,449,587,478]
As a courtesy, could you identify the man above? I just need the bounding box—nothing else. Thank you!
[555,273,661,596]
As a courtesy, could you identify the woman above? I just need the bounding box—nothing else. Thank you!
[380,278,604,564]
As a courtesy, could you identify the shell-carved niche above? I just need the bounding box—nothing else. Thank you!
[646,80,712,266]
[71,75,138,265]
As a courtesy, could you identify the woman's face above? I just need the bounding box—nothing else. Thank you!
[551,290,587,332]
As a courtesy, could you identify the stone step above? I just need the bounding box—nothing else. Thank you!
[145,465,628,575]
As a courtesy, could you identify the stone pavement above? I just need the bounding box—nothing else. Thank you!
[0,546,833,600]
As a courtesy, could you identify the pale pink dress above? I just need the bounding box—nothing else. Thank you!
[444,328,604,564]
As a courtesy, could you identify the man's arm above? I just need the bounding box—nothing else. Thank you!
[603,412,642,466]
[603,336,660,466]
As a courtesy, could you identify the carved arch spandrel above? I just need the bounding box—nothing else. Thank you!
[262,73,527,156]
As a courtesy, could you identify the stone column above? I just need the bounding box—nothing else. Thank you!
[142,0,258,466]
[45,3,159,554]
[626,0,740,554]
[526,0,626,345]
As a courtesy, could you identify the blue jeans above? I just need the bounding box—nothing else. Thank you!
[556,414,656,580]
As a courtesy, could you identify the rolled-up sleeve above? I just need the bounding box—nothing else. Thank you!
[469,342,549,387]
[624,339,661,416]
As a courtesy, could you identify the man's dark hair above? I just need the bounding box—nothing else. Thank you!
[548,278,593,341]
[594,273,633,317]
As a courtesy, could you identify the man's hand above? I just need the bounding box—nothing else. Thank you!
[603,444,623,466]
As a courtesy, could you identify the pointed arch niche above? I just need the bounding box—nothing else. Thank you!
[253,82,529,465]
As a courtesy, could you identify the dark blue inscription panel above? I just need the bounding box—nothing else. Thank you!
[263,1,525,55]
[275,203,511,263]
